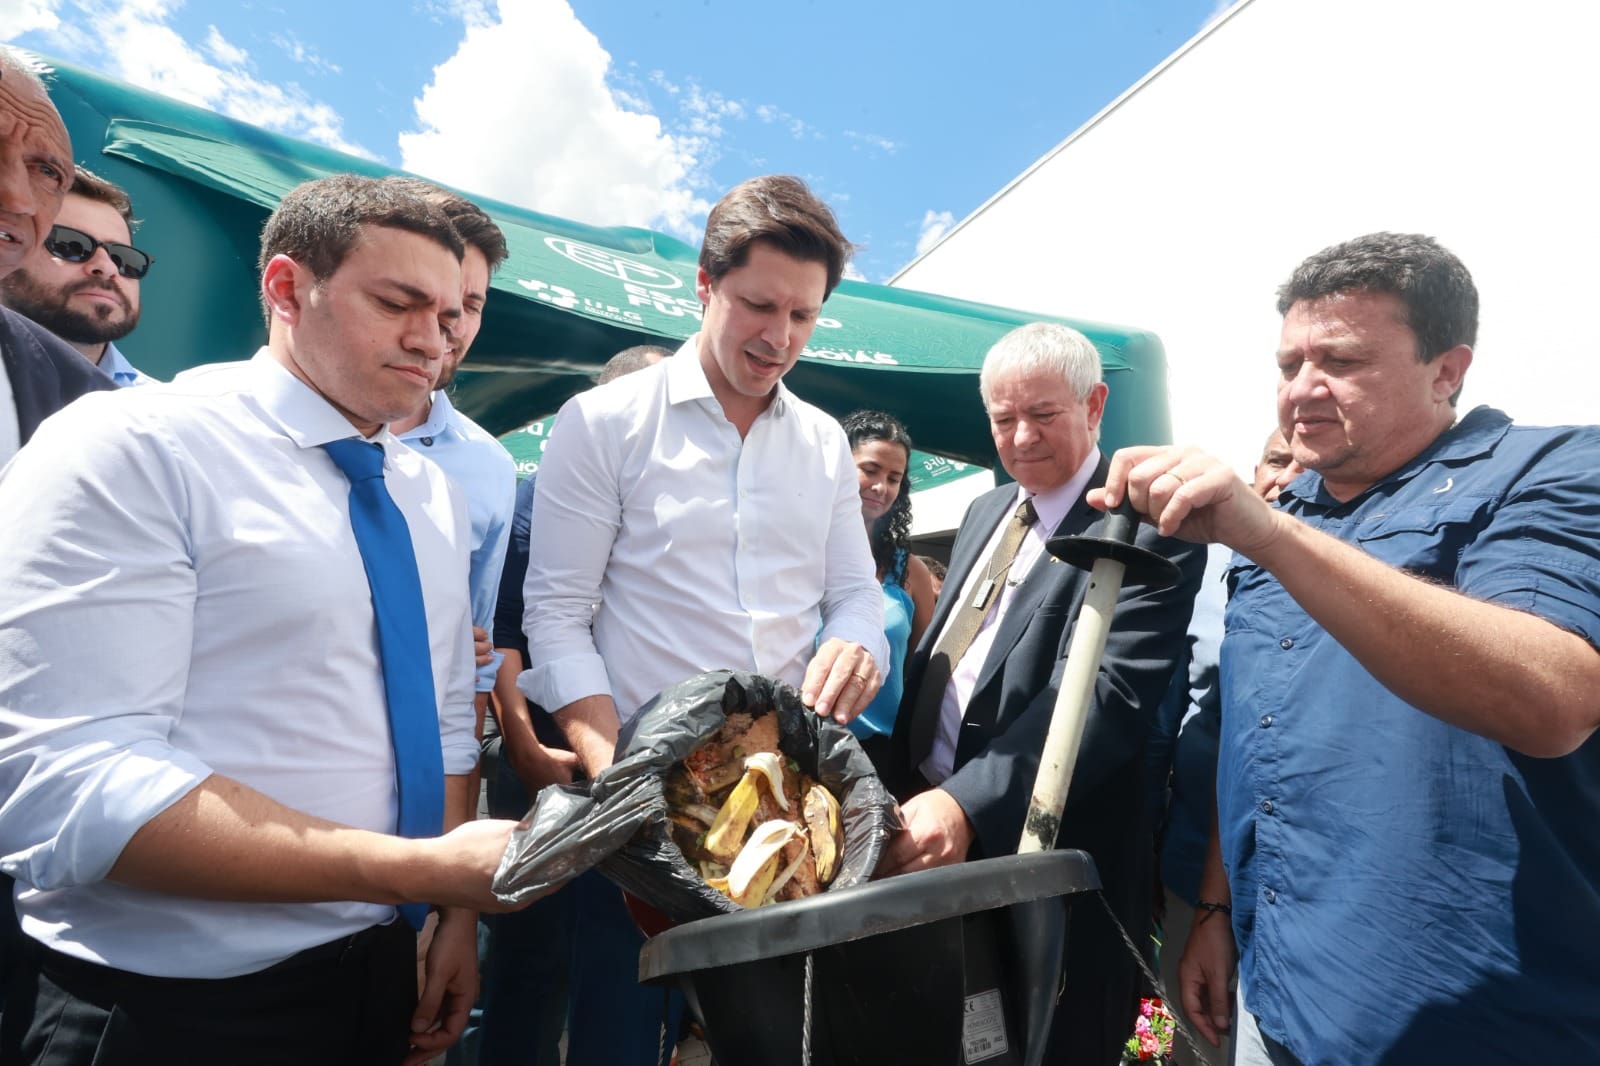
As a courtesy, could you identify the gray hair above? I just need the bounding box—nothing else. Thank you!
[0,47,50,94]
[979,322,1103,408]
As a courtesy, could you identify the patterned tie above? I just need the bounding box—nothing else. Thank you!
[323,438,444,930]
[910,497,1038,767]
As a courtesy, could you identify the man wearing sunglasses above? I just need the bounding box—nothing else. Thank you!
[0,48,114,470]
[1,165,156,387]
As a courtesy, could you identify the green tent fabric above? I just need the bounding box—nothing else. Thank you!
[500,412,987,491]
[39,55,1174,466]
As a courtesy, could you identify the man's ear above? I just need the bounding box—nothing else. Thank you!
[1431,344,1473,404]
[695,266,713,308]
[1084,381,1110,431]
[261,254,308,327]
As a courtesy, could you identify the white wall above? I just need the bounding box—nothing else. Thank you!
[894,0,1600,472]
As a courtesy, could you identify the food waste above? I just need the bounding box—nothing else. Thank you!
[664,711,842,908]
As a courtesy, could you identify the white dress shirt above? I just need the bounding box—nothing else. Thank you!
[521,336,887,723]
[922,449,1100,784]
[0,345,19,467]
[0,351,477,978]
[399,390,517,693]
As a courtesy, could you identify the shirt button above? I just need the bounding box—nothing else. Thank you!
[1261,799,1275,815]
[1260,714,1274,729]
[1279,637,1294,650]
[420,436,434,447]
[1264,888,1278,904]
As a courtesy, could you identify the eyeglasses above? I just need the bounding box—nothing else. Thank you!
[43,225,155,280]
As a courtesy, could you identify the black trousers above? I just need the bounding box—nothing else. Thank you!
[0,921,416,1066]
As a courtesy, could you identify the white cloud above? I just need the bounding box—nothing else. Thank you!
[841,261,867,283]
[201,24,246,67]
[844,129,901,154]
[400,0,711,240]
[18,0,369,157]
[0,0,62,40]
[271,32,342,76]
[915,209,956,257]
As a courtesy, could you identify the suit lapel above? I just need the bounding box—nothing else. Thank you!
[925,486,1014,645]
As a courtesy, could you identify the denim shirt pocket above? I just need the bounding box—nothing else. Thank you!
[1351,497,1489,580]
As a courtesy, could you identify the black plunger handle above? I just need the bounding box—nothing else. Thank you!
[1044,497,1182,588]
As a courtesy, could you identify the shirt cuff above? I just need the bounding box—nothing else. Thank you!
[10,744,211,890]
[475,650,504,694]
[441,726,481,775]
[519,653,612,715]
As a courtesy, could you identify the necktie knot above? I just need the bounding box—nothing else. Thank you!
[323,438,386,482]
[1016,497,1037,527]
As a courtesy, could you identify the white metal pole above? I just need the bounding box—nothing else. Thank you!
[1017,555,1127,854]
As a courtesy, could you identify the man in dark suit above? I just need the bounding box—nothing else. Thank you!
[878,321,1203,1065]
[0,47,114,468]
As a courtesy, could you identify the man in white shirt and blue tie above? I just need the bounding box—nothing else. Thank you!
[0,174,525,1065]
[522,174,888,1066]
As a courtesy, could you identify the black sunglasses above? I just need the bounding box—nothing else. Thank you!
[43,225,155,280]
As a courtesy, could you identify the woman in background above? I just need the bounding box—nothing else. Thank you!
[841,410,937,750]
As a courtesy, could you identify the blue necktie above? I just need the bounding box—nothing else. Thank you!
[323,438,444,930]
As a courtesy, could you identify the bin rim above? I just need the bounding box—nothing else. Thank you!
[639,849,1099,981]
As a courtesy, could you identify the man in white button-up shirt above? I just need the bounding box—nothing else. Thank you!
[521,175,888,1066]
[0,176,525,1065]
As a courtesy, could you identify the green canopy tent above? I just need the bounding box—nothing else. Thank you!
[37,55,1175,466]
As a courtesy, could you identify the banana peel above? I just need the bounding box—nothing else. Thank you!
[703,752,788,862]
[803,783,842,884]
[725,820,800,907]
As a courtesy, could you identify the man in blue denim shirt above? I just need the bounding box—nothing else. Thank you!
[1099,233,1600,1065]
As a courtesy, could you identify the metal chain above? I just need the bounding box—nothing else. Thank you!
[801,950,815,1066]
[658,988,671,1066]
[1092,889,1219,1066]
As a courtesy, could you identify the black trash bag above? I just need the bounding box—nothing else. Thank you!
[492,669,898,923]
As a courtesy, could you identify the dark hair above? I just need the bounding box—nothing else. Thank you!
[597,343,672,385]
[69,165,134,227]
[700,175,853,298]
[842,409,914,586]
[257,174,464,323]
[917,554,947,582]
[380,176,508,272]
[1276,232,1478,365]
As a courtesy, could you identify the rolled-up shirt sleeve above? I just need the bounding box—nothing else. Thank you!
[0,405,210,889]
[519,397,618,713]
[816,431,889,672]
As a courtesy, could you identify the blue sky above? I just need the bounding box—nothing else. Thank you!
[6,0,1225,281]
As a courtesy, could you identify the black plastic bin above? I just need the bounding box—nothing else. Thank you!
[639,850,1100,1066]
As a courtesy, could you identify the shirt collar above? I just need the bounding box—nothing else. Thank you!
[1281,405,1511,508]
[100,342,142,386]
[1018,447,1102,532]
[664,333,791,418]
[396,389,456,442]
[245,349,398,452]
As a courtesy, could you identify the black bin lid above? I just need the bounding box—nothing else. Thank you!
[640,849,1098,981]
